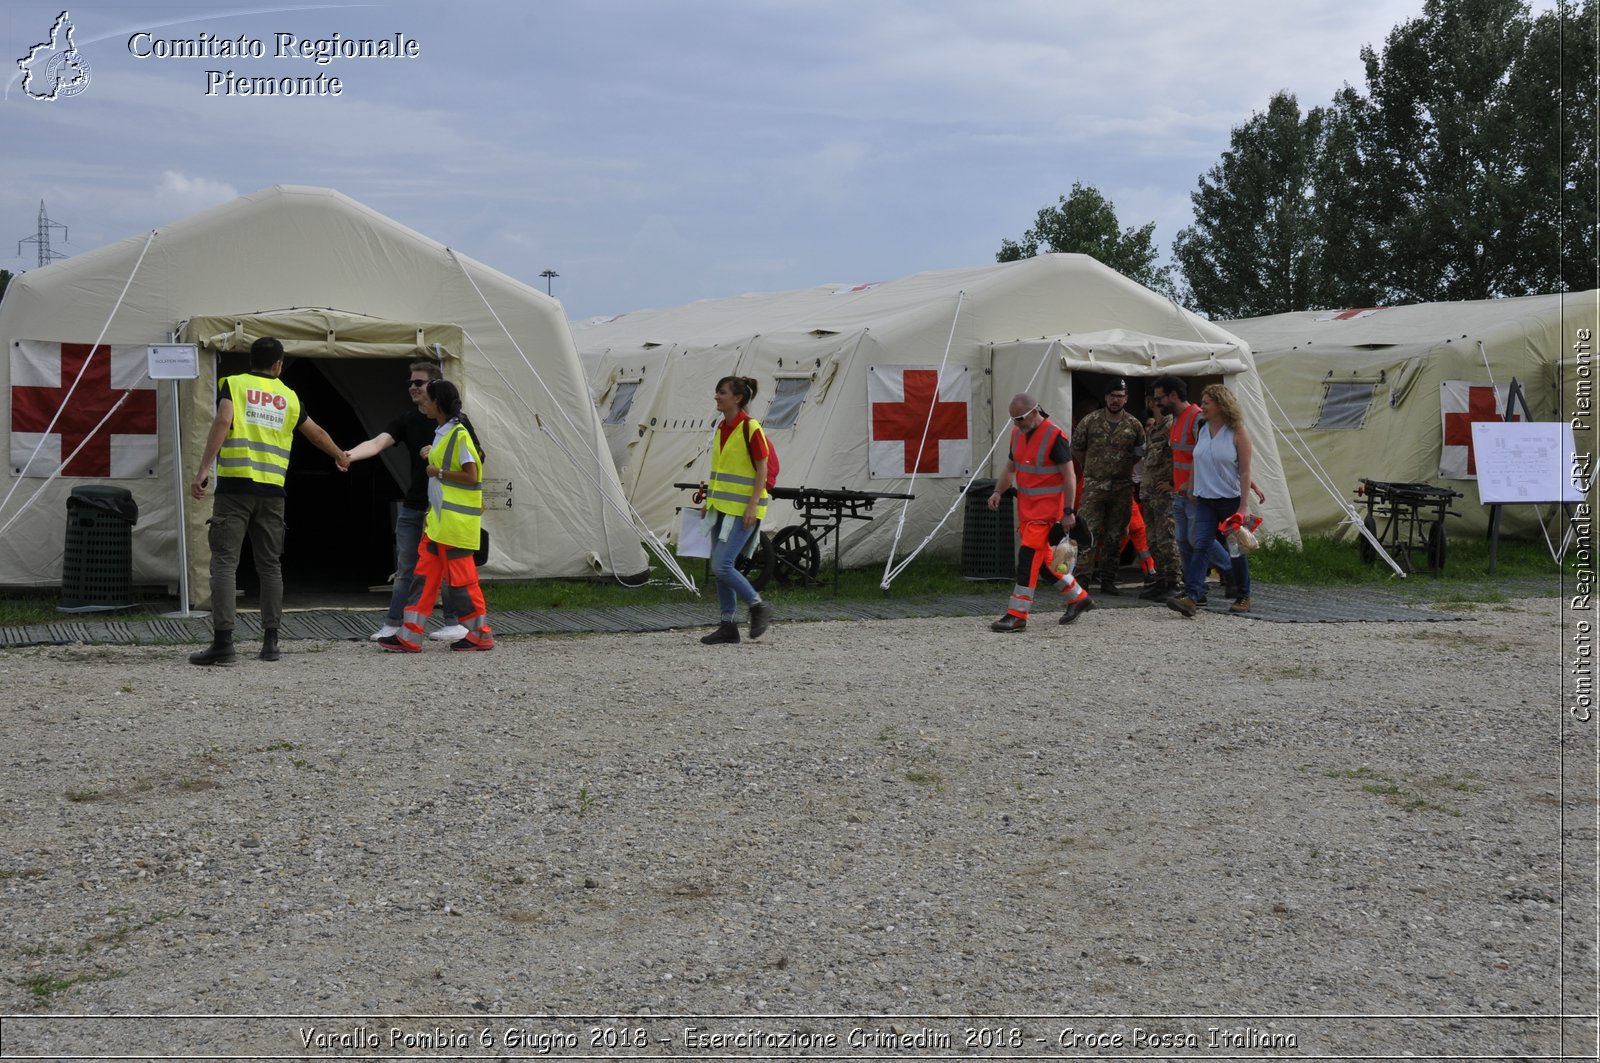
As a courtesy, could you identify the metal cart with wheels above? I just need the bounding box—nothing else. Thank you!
[766,485,916,591]
[1353,478,1462,575]
[676,483,914,593]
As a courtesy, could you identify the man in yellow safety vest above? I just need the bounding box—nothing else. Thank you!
[188,336,348,665]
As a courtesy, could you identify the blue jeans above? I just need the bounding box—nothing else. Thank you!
[1174,492,1231,591]
[709,511,761,619]
[385,505,458,627]
[1183,495,1251,601]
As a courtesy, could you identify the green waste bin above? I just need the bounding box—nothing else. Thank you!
[61,485,139,610]
[960,479,1014,581]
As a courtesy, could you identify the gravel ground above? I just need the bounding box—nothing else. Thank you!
[0,594,1593,1060]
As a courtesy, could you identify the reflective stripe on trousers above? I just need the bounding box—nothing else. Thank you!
[399,536,494,649]
[1006,519,1087,619]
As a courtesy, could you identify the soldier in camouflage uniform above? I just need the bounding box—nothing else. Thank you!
[1070,379,1145,594]
[1138,393,1181,599]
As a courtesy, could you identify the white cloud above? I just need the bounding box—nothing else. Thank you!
[153,172,238,214]
[5,0,1559,317]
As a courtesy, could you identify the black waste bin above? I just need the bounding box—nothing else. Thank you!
[61,485,139,610]
[960,479,1015,580]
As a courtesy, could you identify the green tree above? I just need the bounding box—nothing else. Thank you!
[0,270,11,305]
[1175,0,1593,315]
[1173,92,1341,319]
[998,182,1176,297]
[1358,0,1539,301]
[1307,86,1387,309]
[1173,89,1389,319]
[1506,0,1598,294]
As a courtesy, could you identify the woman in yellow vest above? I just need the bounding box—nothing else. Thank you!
[698,375,774,644]
[379,379,494,652]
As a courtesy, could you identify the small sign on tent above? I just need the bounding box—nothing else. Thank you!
[867,365,970,479]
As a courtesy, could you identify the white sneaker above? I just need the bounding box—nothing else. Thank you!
[429,624,469,642]
[370,624,402,640]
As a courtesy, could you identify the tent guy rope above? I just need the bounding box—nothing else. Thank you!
[1258,377,1408,578]
[879,334,1060,590]
[445,249,697,592]
[877,292,967,588]
[0,229,157,540]
[882,290,966,556]
[455,324,696,593]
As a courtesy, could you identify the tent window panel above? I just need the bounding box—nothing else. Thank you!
[604,381,640,425]
[1315,381,1377,429]
[764,377,812,430]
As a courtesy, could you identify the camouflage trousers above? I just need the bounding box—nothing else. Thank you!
[1078,478,1135,583]
[1142,484,1182,583]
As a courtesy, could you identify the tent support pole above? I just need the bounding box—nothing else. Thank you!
[162,375,206,618]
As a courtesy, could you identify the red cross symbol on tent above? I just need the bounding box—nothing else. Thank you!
[870,368,968,475]
[11,343,157,476]
[1443,384,1518,476]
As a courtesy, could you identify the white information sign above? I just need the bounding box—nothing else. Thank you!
[147,343,199,380]
[1472,420,1587,504]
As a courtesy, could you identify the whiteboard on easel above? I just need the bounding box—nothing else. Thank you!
[1472,421,1586,504]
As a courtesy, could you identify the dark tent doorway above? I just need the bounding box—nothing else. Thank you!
[213,352,415,596]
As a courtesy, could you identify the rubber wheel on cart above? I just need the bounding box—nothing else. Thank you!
[1426,521,1447,573]
[734,531,775,591]
[1357,516,1378,565]
[771,526,822,584]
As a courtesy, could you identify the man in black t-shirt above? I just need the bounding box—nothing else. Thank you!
[345,360,463,641]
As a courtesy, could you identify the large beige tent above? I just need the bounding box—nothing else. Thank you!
[0,186,646,601]
[1231,291,1598,541]
[577,253,1298,569]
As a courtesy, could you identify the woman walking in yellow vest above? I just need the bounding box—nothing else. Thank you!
[698,376,774,644]
[379,379,494,652]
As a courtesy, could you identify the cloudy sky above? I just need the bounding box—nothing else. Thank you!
[0,1,1547,320]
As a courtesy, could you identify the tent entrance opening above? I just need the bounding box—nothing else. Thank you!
[217,353,410,595]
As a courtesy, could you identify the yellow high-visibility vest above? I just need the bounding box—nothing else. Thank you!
[425,421,483,550]
[706,415,768,522]
[217,375,300,488]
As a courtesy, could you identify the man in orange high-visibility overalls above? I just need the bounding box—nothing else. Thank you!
[985,392,1093,632]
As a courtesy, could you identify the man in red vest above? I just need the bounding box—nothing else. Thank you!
[985,392,1093,632]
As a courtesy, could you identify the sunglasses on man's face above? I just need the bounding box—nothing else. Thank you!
[408,380,429,388]
[1012,407,1038,425]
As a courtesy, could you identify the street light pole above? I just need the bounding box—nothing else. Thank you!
[539,269,559,296]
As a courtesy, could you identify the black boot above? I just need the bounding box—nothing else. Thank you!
[1059,596,1096,624]
[700,621,741,645]
[1138,579,1174,601]
[259,629,281,662]
[748,601,773,639]
[188,631,236,666]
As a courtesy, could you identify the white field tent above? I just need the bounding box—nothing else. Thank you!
[0,185,647,601]
[1229,290,1599,542]
[576,253,1299,571]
